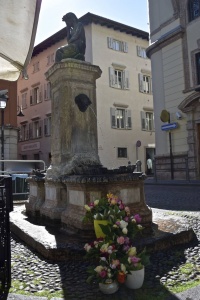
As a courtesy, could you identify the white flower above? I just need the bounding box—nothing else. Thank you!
[122,227,128,235]
[100,257,106,261]
[137,225,143,230]
[120,263,126,273]
[94,199,99,206]
[119,220,128,229]
[84,243,91,252]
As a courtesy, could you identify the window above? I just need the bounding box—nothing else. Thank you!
[138,74,152,94]
[188,0,200,22]
[47,53,54,65]
[107,37,128,52]
[109,67,129,89]
[44,116,51,136]
[29,120,43,139]
[33,61,39,73]
[22,155,27,160]
[44,82,51,100]
[30,86,43,105]
[19,123,29,141]
[141,111,155,131]
[21,92,27,109]
[110,108,132,129]
[117,148,127,158]
[137,46,147,58]
[196,52,200,84]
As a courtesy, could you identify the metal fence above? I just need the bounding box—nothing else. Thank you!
[0,175,13,299]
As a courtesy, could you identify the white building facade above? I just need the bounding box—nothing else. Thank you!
[17,13,155,173]
[147,0,200,180]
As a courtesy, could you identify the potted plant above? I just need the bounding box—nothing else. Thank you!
[83,193,142,238]
[123,247,150,289]
[85,239,127,294]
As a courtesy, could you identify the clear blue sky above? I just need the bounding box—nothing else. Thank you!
[35,0,149,45]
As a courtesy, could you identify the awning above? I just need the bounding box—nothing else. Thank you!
[0,0,42,81]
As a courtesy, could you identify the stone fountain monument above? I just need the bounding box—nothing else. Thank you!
[26,12,152,237]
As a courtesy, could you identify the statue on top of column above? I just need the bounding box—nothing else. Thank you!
[55,12,86,62]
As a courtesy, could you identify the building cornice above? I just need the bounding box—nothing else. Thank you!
[146,25,184,58]
[33,12,149,57]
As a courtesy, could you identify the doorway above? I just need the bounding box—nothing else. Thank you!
[145,148,155,175]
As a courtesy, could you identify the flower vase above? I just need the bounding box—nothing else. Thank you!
[99,281,119,294]
[94,219,109,238]
[125,267,145,289]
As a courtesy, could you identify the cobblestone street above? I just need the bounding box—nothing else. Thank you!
[8,184,200,299]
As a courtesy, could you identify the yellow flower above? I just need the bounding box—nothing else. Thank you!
[100,243,109,253]
[128,247,137,256]
[137,225,143,230]
[111,199,117,205]
[107,193,113,199]
[94,266,104,273]
[94,199,99,206]
[120,263,126,273]
[84,205,91,211]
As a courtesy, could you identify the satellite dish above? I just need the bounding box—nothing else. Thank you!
[160,110,170,122]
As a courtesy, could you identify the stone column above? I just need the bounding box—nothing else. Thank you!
[45,59,102,178]
[25,177,45,217]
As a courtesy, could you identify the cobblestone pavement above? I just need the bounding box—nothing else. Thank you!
[7,185,200,299]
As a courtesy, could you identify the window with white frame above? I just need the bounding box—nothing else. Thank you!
[47,53,54,65]
[188,0,200,22]
[30,85,43,105]
[44,115,51,136]
[110,108,132,129]
[18,123,29,141]
[107,37,128,53]
[29,120,43,139]
[137,46,147,58]
[33,61,39,73]
[138,73,152,94]
[109,66,129,89]
[44,82,51,100]
[21,92,27,109]
[141,111,155,131]
[117,147,127,158]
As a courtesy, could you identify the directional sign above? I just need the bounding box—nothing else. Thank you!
[161,122,178,131]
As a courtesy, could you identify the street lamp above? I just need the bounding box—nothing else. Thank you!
[0,89,8,173]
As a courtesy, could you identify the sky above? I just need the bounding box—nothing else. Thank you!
[35,0,149,45]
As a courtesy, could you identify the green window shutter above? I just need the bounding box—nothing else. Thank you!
[137,46,141,57]
[44,83,47,100]
[30,89,33,105]
[39,85,43,102]
[110,107,116,128]
[126,109,132,129]
[123,42,128,53]
[44,118,47,136]
[39,120,43,137]
[29,123,33,139]
[138,73,144,92]
[152,113,155,131]
[107,37,113,49]
[141,111,146,130]
[109,67,115,87]
[123,70,129,89]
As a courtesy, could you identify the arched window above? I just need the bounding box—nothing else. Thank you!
[188,0,200,22]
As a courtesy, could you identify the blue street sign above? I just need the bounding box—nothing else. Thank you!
[161,122,178,131]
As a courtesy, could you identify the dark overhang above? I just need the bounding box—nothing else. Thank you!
[33,12,149,57]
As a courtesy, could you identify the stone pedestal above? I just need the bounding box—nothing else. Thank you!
[61,173,152,236]
[40,180,67,221]
[45,59,102,178]
[25,177,45,217]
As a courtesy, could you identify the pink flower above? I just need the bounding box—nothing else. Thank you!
[134,214,142,223]
[100,270,107,278]
[119,203,125,210]
[130,256,141,265]
[117,236,125,245]
[124,216,129,222]
[115,221,120,226]
[124,237,130,245]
